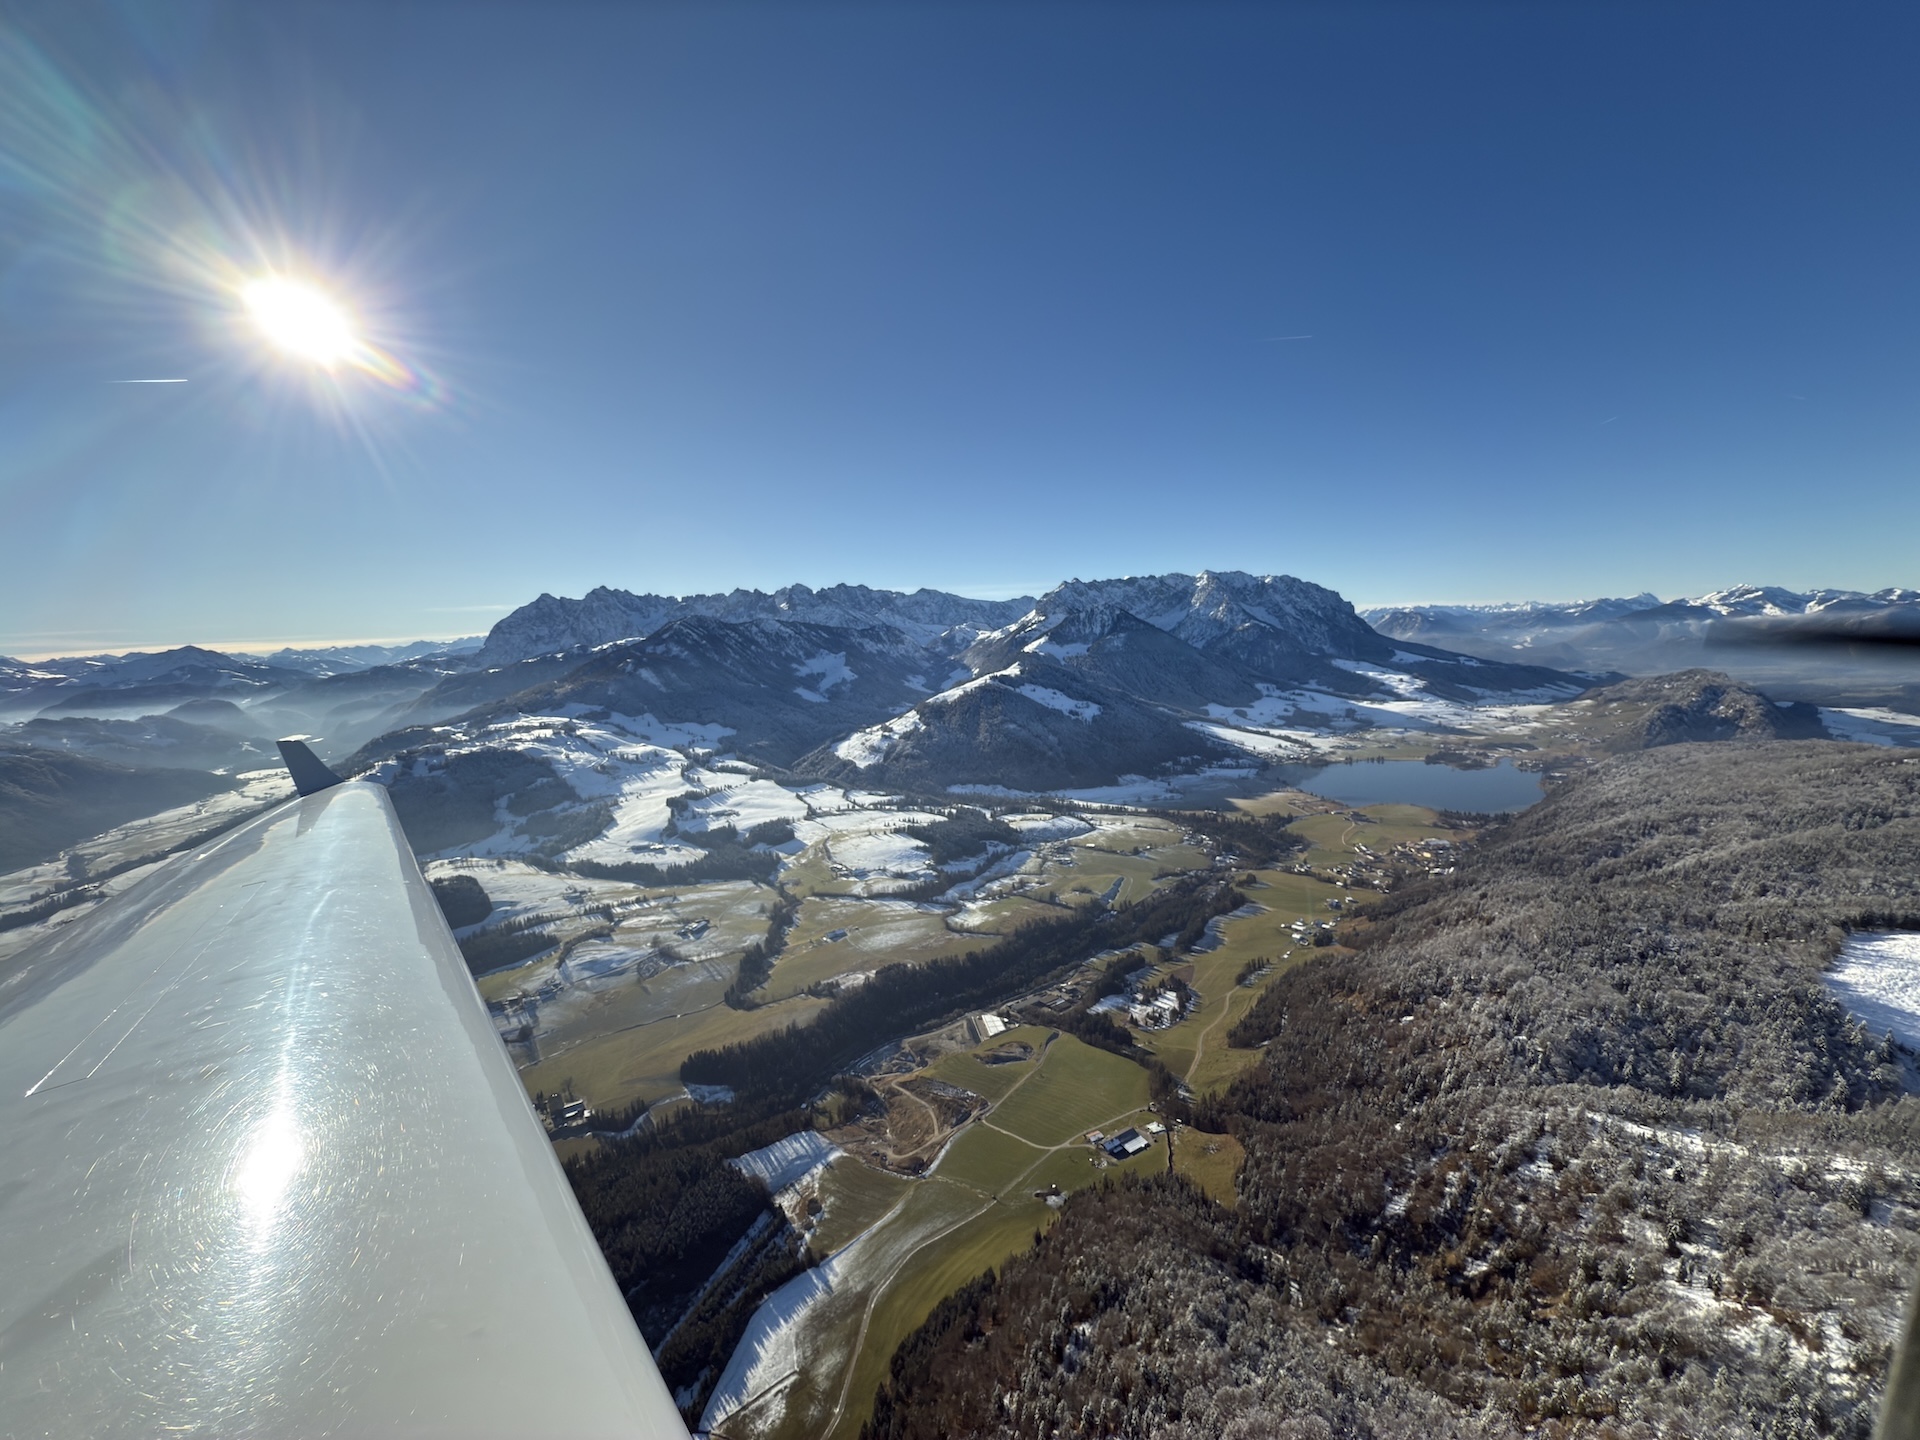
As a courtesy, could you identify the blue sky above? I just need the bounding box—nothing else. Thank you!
[2,1,1916,655]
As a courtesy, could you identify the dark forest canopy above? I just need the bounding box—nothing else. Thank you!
[865,743,1920,1439]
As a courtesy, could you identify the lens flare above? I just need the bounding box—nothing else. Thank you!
[238,272,445,406]
[244,277,356,366]
[0,16,459,485]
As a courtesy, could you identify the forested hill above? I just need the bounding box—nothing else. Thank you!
[864,743,1920,1439]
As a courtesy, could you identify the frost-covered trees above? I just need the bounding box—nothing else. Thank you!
[864,743,1920,1438]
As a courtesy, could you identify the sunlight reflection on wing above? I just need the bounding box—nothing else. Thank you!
[233,1087,305,1250]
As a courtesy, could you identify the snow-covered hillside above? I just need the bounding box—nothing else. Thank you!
[796,572,1584,791]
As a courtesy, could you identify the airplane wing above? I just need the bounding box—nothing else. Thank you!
[0,751,687,1438]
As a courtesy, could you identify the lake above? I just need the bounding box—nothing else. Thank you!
[1267,756,1548,812]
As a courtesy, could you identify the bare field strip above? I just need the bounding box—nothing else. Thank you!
[768,899,988,999]
[924,1032,1044,1103]
[817,1197,1053,1440]
[982,1035,1151,1148]
[811,1159,916,1258]
[520,990,828,1114]
[935,1123,1047,1197]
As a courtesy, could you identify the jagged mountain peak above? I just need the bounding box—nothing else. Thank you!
[1692,583,1820,616]
[479,582,1034,664]
[994,571,1378,659]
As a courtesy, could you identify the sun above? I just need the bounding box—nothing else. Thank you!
[243,276,357,367]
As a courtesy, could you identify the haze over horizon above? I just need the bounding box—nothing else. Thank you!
[4,570,1910,666]
[4,1,1916,655]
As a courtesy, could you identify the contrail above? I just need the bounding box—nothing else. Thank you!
[1257,334,1313,341]
[111,378,189,384]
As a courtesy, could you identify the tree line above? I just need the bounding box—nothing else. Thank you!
[682,875,1245,1109]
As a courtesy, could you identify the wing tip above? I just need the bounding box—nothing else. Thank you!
[276,737,346,797]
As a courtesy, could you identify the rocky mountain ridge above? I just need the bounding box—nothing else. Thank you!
[775,571,1586,790]
[476,583,1035,666]
[1365,583,1920,682]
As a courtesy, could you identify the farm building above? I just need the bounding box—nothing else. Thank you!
[970,1013,1010,1042]
[1103,1128,1150,1159]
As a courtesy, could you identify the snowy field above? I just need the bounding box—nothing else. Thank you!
[1825,932,1920,1049]
[1003,813,1094,842]
[424,713,843,865]
[1188,720,1312,759]
[1203,673,1567,739]
[1820,708,1920,747]
[700,1261,839,1431]
[558,940,655,984]
[832,711,924,768]
[698,1177,985,1436]
[827,830,931,878]
[729,1130,843,1194]
[420,858,640,934]
[0,768,296,961]
[679,777,811,833]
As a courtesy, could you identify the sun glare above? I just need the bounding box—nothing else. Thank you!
[244,277,357,366]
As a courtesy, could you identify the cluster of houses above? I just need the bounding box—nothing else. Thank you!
[1083,960,1193,1030]
[1390,835,1458,876]
[1288,916,1337,947]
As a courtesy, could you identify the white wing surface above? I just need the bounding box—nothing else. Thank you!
[0,779,687,1438]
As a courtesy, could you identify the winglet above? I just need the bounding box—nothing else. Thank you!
[277,737,345,797]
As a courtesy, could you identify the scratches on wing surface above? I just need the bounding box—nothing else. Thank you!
[23,884,269,1097]
[0,1248,125,1364]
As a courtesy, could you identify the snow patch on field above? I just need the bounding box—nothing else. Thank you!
[554,704,734,749]
[422,859,634,933]
[1016,683,1100,721]
[793,802,941,848]
[833,711,924,768]
[559,940,654,983]
[1003,813,1094,841]
[444,715,658,800]
[1023,637,1089,659]
[730,1130,844,1193]
[795,651,856,694]
[1203,676,1571,736]
[829,830,932,878]
[700,1263,835,1431]
[562,747,707,868]
[926,666,1021,708]
[679,778,811,833]
[1187,720,1312,758]
[941,848,1037,901]
[1825,932,1920,1049]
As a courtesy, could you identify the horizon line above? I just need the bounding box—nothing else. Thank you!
[3,632,488,665]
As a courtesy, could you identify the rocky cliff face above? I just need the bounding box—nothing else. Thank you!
[477,583,1035,665]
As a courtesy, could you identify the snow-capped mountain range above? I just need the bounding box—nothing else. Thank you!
[392,572,1583,791]
[1364,584,1920,675]
[12,574,1915,802]
[476,584,1034,666]
[10,572,1919,878]
[0,638,483,713]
